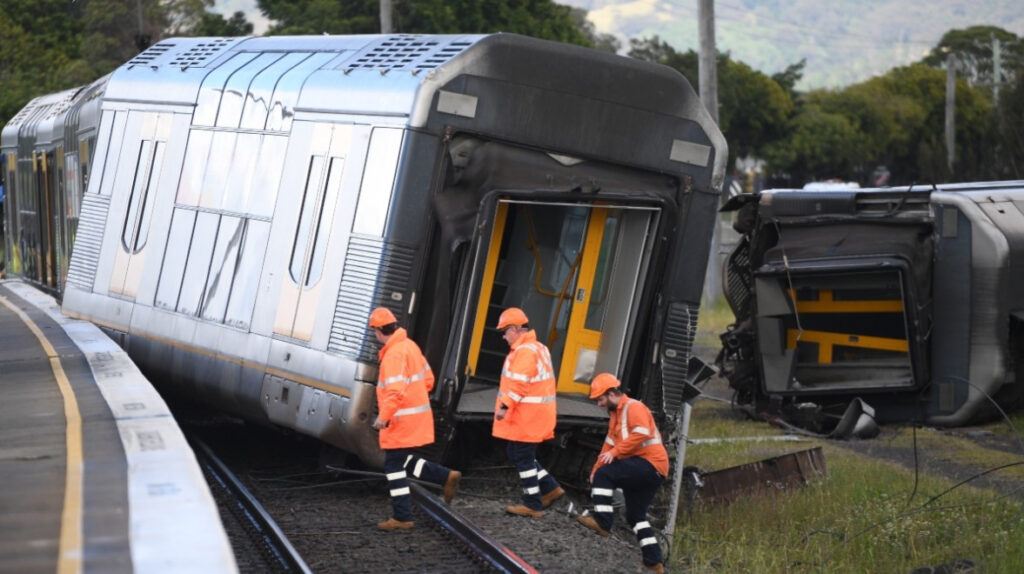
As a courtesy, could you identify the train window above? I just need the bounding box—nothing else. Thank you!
[177,129,213,206]
[241,52,312,131]
[217,53,283,129]
[225,219,271,329]
[289,156,327,283]
[306,157,344,286]
[177,211,219,316]
[134,141,165,252]
[352,127,402,237]
[199,131,237,210]
[154,208,196,310]
[267,52,337,132]
[64,149,79,217]
[584,213,621,331]
[200,215,244,322]
[222,133,261,214]
[193,53,258,127]
[247,135,287,218]
[121,140,155,252]
[97,112,127,197]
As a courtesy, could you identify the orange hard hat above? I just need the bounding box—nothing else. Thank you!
[496,307,529,330]
[369,307,398,328]
[589,373,621,399]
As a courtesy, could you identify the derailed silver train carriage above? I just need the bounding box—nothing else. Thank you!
[1,76,107,293]
[718,182,1024,433]
[51,33,725,466]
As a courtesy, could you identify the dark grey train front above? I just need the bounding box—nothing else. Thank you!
[717,183,1024,430]
[4,34,726,466]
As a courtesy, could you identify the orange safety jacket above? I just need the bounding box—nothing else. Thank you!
[376,328,435,450]
[492,329,557,443]
[593,396,669,477]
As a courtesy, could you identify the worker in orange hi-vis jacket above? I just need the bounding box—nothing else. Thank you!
[492,307,564,518]
[577,373,668,574]
[369,307,461,531]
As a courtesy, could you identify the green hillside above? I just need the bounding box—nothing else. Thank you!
[562,0,1024,88]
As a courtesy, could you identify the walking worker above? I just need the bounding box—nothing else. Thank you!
[369,307,461,531]
[492,307,564,517]
[577,373,668,574]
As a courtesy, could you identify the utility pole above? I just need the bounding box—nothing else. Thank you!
[945,52,956,176]
[698,0,722,305]
[380,0,393,34]
[993,34,1002,106]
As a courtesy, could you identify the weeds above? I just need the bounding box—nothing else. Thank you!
[673,404,1024,573]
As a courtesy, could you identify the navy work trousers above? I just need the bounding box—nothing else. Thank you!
[384,448,451,522]
[506,441,560,510]
[591,456,665,566]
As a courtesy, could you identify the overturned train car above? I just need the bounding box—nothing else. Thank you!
[718,183,1024,431]
[2,34,726,469]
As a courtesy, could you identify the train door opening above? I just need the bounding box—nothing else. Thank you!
[755,267,918,394]
[456,199,658,420]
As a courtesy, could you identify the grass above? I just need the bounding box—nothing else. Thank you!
[672,399,1024,573]
[695,297,736,350]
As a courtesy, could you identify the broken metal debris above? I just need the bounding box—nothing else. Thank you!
[685,446,827,505]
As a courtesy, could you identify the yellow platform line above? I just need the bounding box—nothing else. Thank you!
[0,294,82,574]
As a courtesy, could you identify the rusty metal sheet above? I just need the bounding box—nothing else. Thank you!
[692,446,827,504]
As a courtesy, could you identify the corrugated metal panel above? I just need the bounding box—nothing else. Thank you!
[725,236,752,319]
[329,236,416,361]
[65,194,109,290]
[661,301,699,414]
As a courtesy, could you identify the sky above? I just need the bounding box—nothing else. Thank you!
[212,0,1024,89]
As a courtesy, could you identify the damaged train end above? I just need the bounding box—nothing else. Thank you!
[716,182,1024,433]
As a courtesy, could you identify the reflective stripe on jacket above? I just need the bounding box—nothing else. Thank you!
[376,328,435,449]
[593,396,669,477]
[492,329,557,443]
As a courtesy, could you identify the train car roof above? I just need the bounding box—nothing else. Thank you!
[93,32,725,187]
[1,88,81,148]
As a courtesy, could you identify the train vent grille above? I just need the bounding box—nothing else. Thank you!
[343,36,473,71]
[329,236,416,361]
[168,38,236,68]
[126,42,175,67]
[6,100,38,128]
[660,302,699,415]
[66,194,110,291]
[44,90,80,120]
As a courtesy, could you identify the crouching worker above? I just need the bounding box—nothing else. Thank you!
[578,373,668,573]
[369,307,461,531]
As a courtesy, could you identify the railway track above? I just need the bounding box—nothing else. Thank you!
[193,439,313,574]
[181,414,657,573]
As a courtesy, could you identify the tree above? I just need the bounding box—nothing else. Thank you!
[765,63,993,185]
[922,26,1024,92]
[257,0,591,46]
[628,36,794,165]
[0,1,89,127]
[568,7,619,53]
[186,11,254,37]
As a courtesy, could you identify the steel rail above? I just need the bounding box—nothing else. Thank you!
[193,439,314,574]
[409,483,538,574]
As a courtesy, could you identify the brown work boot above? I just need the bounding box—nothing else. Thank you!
[377,517,414,531]
[642,562,665,573]
[576,515,610,536]
[443,470,461,504]
[505,504,543,518]
[540,486,565,508]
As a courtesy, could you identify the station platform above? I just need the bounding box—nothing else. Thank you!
[0,280,236,573]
